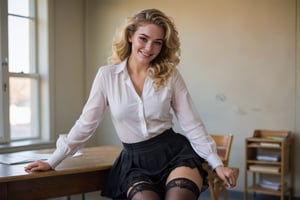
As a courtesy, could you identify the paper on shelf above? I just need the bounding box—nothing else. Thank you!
[249,165,280,173]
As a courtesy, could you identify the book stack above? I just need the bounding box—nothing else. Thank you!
[259,180,281,190]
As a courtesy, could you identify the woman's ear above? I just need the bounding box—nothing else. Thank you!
[128,36,132,43]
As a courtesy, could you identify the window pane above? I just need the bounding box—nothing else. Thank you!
[8,15,32,73]
[9,77,38,139]
[8,0,30,17]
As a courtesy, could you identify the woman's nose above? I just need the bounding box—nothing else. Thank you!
[145,42,153,51]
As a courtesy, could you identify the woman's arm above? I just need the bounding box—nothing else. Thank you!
[25,69,108,171]
[171,69,237,187]
[170,69,223,168]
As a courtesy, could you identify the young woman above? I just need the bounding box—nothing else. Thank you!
[25,8,236,200]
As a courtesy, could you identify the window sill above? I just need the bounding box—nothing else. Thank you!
[0,139,55,153]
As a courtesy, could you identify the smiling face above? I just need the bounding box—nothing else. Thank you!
[128,23,165,67]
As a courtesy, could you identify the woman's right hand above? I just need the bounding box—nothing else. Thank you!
[24,160,52,172]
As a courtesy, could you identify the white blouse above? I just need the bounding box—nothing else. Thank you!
[47,60,223,169]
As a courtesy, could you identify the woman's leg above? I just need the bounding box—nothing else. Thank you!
[165,166,203,200]
[127,181,161,200]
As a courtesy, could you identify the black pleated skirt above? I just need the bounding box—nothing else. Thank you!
[101,129,208,199]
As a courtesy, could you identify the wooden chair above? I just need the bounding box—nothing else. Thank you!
[212,134,233,167]
[202,134,237,200]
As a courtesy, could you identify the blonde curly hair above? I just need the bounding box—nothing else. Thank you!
[108,8,181,90]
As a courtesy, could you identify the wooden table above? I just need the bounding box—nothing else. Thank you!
[0,146,122,200]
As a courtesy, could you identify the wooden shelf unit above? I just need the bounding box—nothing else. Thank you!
[244,129,293,200]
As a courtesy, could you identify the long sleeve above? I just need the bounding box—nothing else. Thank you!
[171,70,223,169]
[47,69,108,168]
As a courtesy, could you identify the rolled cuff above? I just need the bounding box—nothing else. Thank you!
[206,153,223,170]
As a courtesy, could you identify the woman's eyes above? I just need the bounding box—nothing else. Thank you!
[139,37,163,46]
[139,37,148,42]
[153,41,163,46]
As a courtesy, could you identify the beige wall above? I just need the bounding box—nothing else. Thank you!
[53,1,86,138]
[296,0,300,197]
[53,0,300,195]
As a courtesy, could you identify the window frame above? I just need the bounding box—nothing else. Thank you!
[8,0,40,141]
[0,0,54,149]
[0,0,10,143]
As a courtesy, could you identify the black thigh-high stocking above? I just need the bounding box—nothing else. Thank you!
[165,178,200,200]
[127,182,161,200]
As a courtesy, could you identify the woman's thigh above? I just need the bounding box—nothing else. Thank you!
[166,166,203,189]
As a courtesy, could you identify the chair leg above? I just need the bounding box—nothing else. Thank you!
[214,182,219,198]
[208,181,217,200]
[222,186,228,200]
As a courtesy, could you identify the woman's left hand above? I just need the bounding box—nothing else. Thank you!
[215,165,237,188]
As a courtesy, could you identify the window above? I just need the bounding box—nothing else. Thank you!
[8,0,39,141]
[0,0,53,145]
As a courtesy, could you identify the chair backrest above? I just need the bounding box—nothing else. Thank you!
[211,134,233,167]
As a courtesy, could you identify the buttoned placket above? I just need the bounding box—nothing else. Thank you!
[124,74,149,137]
[138,98,148,136]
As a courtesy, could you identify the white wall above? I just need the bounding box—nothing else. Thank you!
[53,0,300,196]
